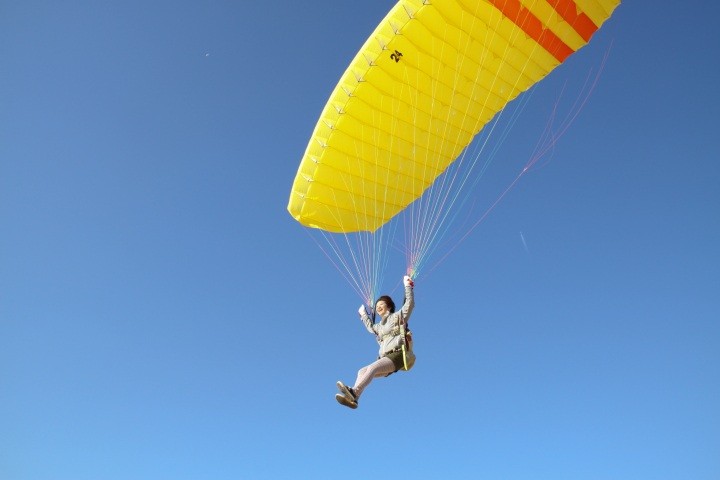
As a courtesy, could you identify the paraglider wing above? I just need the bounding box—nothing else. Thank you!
[288,0,620,233]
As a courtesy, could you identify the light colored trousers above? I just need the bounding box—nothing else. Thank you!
[353,357,395,398]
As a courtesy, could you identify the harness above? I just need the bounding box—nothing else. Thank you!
[377,311,412,370]
[399,311,411,370]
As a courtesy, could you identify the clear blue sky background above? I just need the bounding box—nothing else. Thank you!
[2,1,718,479]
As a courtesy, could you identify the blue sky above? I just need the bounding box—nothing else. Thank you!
[2,1,718,479]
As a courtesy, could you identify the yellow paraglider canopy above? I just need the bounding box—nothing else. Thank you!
[288,0,620,233]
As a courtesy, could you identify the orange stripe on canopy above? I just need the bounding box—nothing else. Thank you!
[546,0,599,41]
[488,0,574,63]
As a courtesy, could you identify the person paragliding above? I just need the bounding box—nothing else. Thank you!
[287,0,621,409]
[335,275,416,409]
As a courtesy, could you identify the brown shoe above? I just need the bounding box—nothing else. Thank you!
[335,393,358,409]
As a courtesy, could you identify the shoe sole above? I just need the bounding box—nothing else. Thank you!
[336,381,355,400]
[335,393,358,409]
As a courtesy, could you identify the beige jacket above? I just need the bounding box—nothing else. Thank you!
[359,284,414,357]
